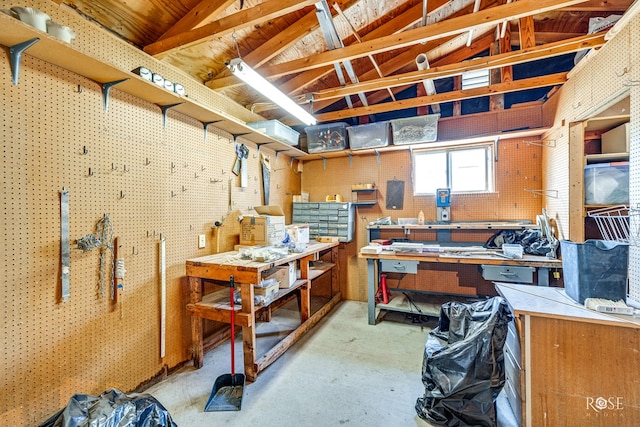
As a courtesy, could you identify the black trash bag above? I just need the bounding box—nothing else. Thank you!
[484,229,554,257]
[415,297,512,426]
[39,388,178,427]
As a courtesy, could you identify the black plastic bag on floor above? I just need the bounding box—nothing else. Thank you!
[415,297,512,426]
[39,388,178,427]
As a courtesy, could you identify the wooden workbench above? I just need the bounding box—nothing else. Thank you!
[496,283,640,426]
[186,241,339,381]
[360,250,562,325]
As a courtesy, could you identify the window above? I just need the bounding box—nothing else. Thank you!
[413,144,494,195]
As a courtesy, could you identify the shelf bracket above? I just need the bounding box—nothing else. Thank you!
[100,78,129,112]
[254,142,269,155]
[347,153,352,168]
[526,139,556,148]
[232,133,251,144]
[9,38,39,85]
[159,103,183,129]
[202,121,222,141]
[375,150,381,164]
[524,189,558,198]
[274,149,287,162]
[321,156,327,170]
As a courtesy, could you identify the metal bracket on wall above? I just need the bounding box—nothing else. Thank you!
[524,189,558,198]
[100,79,129,112]
[375,150,381,164]
[526,139,556,148]
[347,153,352,168]
[321,156,327,170]
[232,133,250,144]
[255,142,269,154]
[275,149,287,162]
[202,121,222,141]
[159,103,183,129]
[8,37,39,85]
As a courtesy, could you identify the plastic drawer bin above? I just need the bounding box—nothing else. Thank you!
[584,162,629,205]
[391,114,439,145]
[247,120,299,145]
[560,239,628,304]
[305,122,348,153]
[346,121,390,150]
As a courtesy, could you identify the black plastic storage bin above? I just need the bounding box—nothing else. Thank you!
[560,239,628,304]
[415,297,512,427]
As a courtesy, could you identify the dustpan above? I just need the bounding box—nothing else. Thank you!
[204,276,245,411]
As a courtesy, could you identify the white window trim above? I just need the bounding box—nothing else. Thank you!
[412,142,495,196]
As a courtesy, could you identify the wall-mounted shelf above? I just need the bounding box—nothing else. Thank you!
[585,152,629,164]
[299,127,551,162]
[352,188,378,206]
[0,14,305,157]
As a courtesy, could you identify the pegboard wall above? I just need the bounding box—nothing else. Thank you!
[302,136,543,301]
[0,2,300,425]
[541,11,640,306]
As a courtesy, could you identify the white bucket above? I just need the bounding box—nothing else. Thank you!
[11,7,51,32]
[47,21,76,43]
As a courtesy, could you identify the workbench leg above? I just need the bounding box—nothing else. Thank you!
[300,282,311,323]
[537,267,550,286]
[241,282,257,382]
[367,259,376,325]
[188,276,204,368]
[331,245,339,297]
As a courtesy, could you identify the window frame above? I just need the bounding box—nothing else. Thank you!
[412,142,495,196]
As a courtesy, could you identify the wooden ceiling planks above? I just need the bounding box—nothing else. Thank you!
[58,0,633,123]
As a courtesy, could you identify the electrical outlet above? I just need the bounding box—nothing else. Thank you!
[198,234,206,248]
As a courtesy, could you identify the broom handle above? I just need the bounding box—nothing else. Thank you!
[230,276,235,376]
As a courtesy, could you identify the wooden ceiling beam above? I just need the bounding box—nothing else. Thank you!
[309,32,604,102]
[308,31,496,113]
[314,72,568,121]
[519,15,537,49]
[206,0,359,90]
[258,0,587,79]
[157,0,236,41]
[279,0,476,97]
[143,0,317,56]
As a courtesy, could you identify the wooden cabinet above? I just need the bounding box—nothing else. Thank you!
[497,283,640,426]
[568,112,630,242]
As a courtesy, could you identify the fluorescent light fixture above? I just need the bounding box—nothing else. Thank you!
[227,58,317,126]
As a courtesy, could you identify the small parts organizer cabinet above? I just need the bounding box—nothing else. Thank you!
[496,283,640,426]
[185,242,339,382]
[292,202,355,242]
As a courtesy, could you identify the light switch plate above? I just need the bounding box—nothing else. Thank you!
[198,234,206,248]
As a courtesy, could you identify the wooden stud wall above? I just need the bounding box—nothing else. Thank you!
[0,2,300,425]
[301,136,543,301]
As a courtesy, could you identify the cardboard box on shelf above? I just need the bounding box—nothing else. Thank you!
[262,266,289,288]
[280,261,297,289]
[240,206,286,246]
[249,282,279,298]
[287,224,310,244]
[601,122,629,154]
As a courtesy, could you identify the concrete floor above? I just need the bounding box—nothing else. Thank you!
[146,300,518,426]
